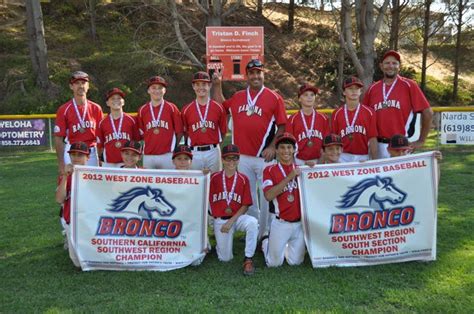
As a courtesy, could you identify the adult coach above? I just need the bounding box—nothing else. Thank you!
[212,59,287,239]
[362,50,433,158]
[54,71,103,173]
[182,71,227,173]
[137,76,183,169]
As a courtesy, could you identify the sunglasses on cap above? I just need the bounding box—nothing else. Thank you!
[246,60,264,69]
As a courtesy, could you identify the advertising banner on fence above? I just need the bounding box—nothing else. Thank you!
[299,152,438,267]
[71,166,209,271]
[0,119,47,147]
[206,26,264,81]
[440,112,474,145]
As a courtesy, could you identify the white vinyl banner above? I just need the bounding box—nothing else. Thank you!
[70,166,209,271]
[299,152,438,268]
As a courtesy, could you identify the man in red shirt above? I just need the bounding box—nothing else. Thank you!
[96,88,139,167]
[209,144,257,275]
[212,59,287,239]
[182,72,227,173]
[261,133,305,267]
[287,83,329,166]
[54,71,103,174]
[332,77,378,162]
[362,50,433,158]
[137,76,183,169]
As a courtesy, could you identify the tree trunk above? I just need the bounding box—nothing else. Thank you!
[288,0,295,32]
[25,0,50,90]
[420,0,432,92]
[337,3,346,101]
[257,0,263,16]
[88,0,98,42]
[389,0,400,50]
[452,0,468,104]
[208,0,222,26]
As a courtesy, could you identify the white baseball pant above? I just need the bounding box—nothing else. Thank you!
[262,218,305,267]
[377,143,390,159]
[339,153,369,163]
[143,153,174,169]
[191,145,222,173]
[213,215,258,261]
[63,144,99,166]
[238,154,274,239]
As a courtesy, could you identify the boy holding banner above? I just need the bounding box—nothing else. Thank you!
[55,142,90,267]
[320,134,343,164]
[286,83,330,167]
[97,88,140,167]
[261,133,305,267]
[120,140,143,169]
[209,144,258,275]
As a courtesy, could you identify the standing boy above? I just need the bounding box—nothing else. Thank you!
[332,77,378,162]
[209,144,258,275]
[97,88,139,167]
[182,71,227,173]
[137,76,183,169]
[287,83,329,166]
[261,133,305,267]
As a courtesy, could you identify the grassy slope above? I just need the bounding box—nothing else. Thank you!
[0,137,473,312]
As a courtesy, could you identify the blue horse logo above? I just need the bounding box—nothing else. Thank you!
[338,176,406,210]
[107,186,176,219]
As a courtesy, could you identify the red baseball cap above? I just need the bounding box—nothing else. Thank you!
[192,71,211,83]
[172,145,193,159]
[323,134,343,147]
[382,50,401,63]
[275,132,297,147]
[68,141,90,155]
[70,71,89,84]
[147,76,168,88]
[388,134,410,150]
[121,140,142,155]
[298,83,320,97]
[106,88,125,100]
[246,59,264,72]
[343,76,364,89]
[222,144,240,158]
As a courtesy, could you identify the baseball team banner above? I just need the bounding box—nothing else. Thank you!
[299,152,438,267]
[71,166,209,271]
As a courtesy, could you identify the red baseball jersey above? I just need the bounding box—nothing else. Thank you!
[209,170,252,217]
[361,75,430,138]
[223,88,287,156]
[331,105,378,155]
[137,101,183,155]
[262,163,301,222]
[181,100,227,146]
[96,113,140,163]
[287,110,330,160]
[54,99,104,146]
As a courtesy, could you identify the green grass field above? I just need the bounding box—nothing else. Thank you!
[1,141,473,313]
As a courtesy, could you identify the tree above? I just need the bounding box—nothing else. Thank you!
[388,0,409,50]
[420,0,433,92]
[86,0,98,42]
[195,0,243,26]
[451,0,471,103]
[25,0,50,90]
[288,0,296,32]
[340,0,391,89]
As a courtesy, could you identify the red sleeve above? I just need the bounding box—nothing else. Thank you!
[262,166,274,193]
[181,105,189,134]
[409,80,430,113]
[96,120,104,149]
[367,108,378,139]
[242,175,252,206]
[54,105,67,137]
[331,110,338,134]
[361,88,372,107]
[97,106,104,122]
[136,106,145,138]
[285,114,294,134]
[171,104,183,134]
[131,115,140,141]
[223,97,232,113]
[322,114,330,137]
[218,106,227,137]
[275,93,287,125]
